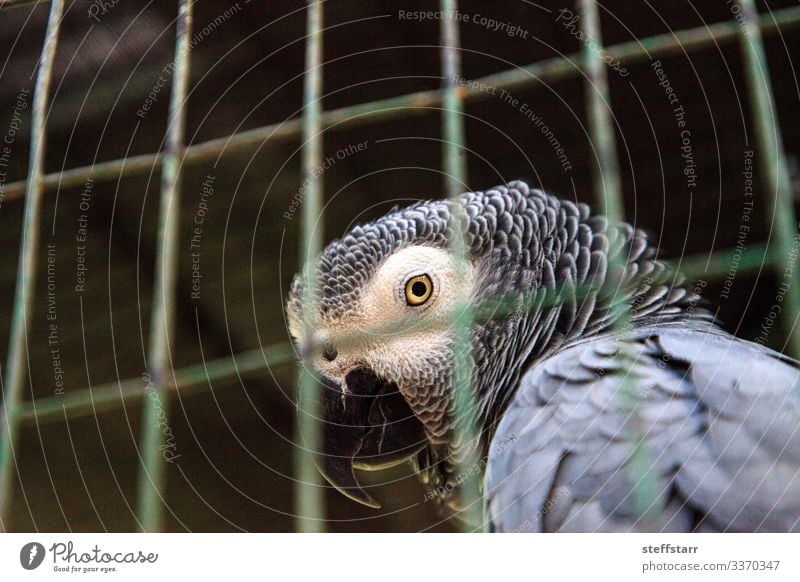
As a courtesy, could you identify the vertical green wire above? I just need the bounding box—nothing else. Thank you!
[294,0,326,533]
[579,0,623,225]
[441,0,467,198]
[737,0,800,358]
[440,0,483,531]
[136,0,194,532]
[0,0,64,532]
[580,0,659,521]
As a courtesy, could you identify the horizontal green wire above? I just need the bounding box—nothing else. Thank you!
[18,242,773,426]
[2,5,799,202]
[19,342,296,425]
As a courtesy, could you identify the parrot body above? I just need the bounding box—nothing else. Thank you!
[487,323,800,532]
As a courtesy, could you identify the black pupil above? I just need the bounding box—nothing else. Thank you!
[411,280,428,297]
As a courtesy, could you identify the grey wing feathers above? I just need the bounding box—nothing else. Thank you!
[485,325,800,532]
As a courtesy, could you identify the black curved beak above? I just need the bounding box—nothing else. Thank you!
[299,368,427,509]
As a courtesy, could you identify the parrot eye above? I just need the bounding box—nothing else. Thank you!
[404,274,433,306]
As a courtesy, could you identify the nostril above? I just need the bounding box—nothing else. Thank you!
[322,343,338,362]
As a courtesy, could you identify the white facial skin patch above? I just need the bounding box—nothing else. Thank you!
[291,245,475,385]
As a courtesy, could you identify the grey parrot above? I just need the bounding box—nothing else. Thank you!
[287,181,800,532]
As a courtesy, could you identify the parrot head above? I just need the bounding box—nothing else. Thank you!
[287,196,480,509]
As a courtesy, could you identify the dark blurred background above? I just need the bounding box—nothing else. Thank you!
[0,0,798,531]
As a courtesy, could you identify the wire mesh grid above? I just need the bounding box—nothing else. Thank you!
[0,0,798,532]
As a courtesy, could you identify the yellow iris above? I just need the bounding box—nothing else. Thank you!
[405,274,433,306]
